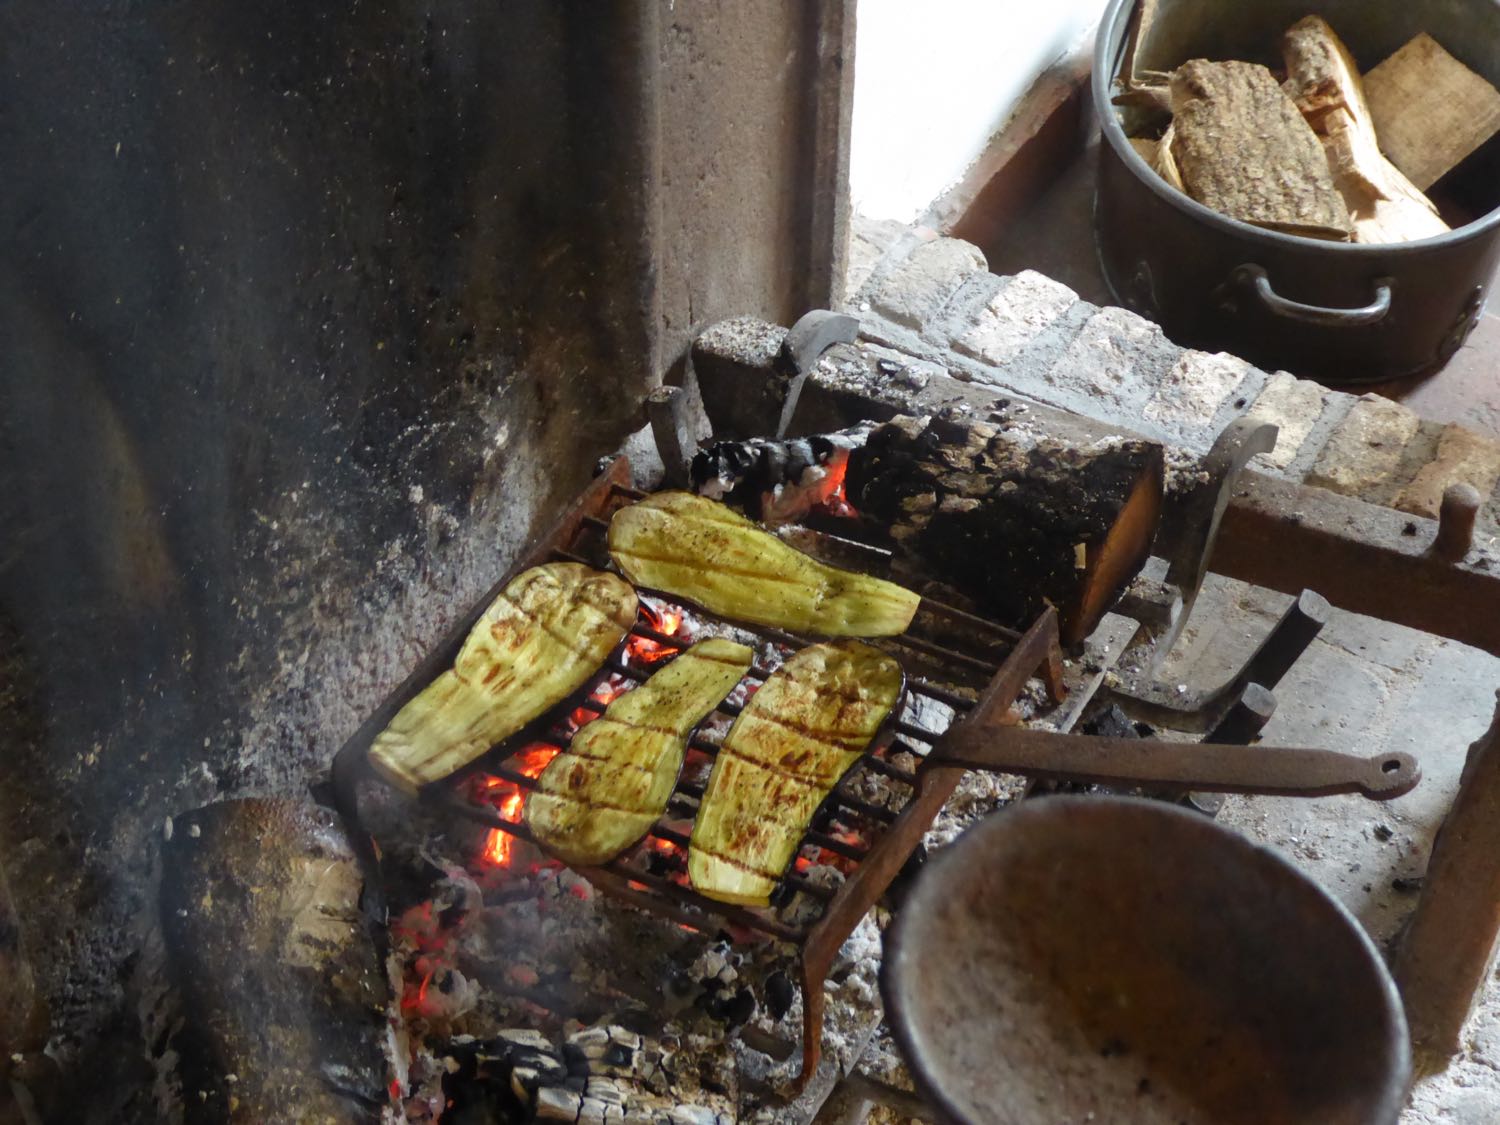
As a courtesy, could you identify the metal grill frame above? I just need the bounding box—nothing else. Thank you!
[331,456,1065,1092]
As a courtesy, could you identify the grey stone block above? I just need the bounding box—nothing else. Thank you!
[870,237,988,332]
[1395,423,1500,519]
[1142,348,1255,445]
[1307,394,1422,501]
[843,214,920,305]
[1241,372,1333,473]
[952,270,1080,367]
[1040,305,1180,424]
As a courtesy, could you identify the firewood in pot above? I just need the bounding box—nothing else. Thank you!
[1167,59,1354,238]
[1281,16,1449,245]
[525,638,752,867]
[846,415,1164,647]
[370,563,637,791]
[1363,33,1500,192]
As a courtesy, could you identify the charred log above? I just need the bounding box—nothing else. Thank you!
[847,415,1164,646]
[160,798,386,1123]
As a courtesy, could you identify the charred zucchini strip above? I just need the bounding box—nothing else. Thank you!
[525,637,752,866]
[369,563,637,792]
[688,641,903,906]
[607,491,919,637]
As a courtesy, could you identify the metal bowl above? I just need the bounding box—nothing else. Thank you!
[883,796,1410,1124]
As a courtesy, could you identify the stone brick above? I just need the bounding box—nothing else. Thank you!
[1042,305,1176,415]
[952,270,1078,367]
[1242,373,1331,471]
[1307,394,1421,499]
[870,237,988,332]
[1142,349,1253,438]
[1393,423,1500,519]
[843,215,917,303]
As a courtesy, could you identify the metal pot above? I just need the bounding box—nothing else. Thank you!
[1093,0,1500,384]
[882,796,1412,1124]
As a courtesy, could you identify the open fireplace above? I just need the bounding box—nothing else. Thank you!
[6,3,1500,1124]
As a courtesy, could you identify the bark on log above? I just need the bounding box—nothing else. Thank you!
[1169,59,1353,238]
[846,415,1164,646]
[1281,16,1449,245]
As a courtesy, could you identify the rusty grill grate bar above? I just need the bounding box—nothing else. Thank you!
[445,476,1024,925]
[338,460,1065,1090]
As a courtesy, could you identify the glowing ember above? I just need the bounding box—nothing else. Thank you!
[626,603,685,664]
[570,676,630,728]
[818,455,856,518]
[474,743,562,868]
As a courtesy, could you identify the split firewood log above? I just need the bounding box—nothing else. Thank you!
[1281,16,1449,244]
[1363,33,1500,193]
[845,415,1164,647]
[1167,59,1353,239]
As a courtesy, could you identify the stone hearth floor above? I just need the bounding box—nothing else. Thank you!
[835,192,1500,1123]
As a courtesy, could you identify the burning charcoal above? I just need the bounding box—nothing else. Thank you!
[764,971,796,1021]
[1081,704,1146,740]
[722,987,757,1028]
[688,424,872,523]
[535,1085,586,1121]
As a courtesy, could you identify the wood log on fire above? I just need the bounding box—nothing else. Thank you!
[1281,16,1449,245]
[846,415,1165,646]
[1168,59,1354,239]
[160,799,386,1123]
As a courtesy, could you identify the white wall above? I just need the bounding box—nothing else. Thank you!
[850,0,1109,223]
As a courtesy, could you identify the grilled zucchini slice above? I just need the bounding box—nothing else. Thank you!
[369,563,637,792]
[525,637,752,866]
[607,491,919,637]
[688,641,903,906]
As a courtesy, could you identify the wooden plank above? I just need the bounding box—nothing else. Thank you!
[1363,33,1500,191]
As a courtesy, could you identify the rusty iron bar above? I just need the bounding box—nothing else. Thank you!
[582,863,806,943]
[790,607,1069,1094]
[929,725,1421,800]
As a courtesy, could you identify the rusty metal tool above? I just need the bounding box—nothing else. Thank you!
[928,724,1420,800]
[1147,416,1279,666]
[1101,587,1330,733]
[774,309,859,438]
[1393,688,1500,1070]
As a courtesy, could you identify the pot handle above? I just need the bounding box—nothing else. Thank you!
[1234,264,1393,327]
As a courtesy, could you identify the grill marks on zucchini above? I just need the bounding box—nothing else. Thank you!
[525,638,753,867]
[607,492,919,637]
[369,563,637,792]
[688,641,904,906]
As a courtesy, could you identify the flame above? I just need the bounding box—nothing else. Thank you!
[626,604,685,664]
[819,455,856,518]
[475,744,562,868]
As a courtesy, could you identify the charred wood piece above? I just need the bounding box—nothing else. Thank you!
[690,424,872,523]
[848,415,1164,646]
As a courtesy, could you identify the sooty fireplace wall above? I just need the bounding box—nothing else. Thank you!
[0,2,850,1118]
